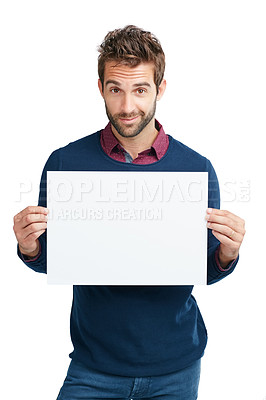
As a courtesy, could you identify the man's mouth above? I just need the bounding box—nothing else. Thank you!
[119,115,140,124]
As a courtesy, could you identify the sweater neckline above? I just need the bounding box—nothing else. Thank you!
[96,130,173,167]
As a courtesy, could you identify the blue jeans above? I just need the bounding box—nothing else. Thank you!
[56,358,201,399]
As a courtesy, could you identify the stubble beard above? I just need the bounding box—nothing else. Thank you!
[104,99,157,138]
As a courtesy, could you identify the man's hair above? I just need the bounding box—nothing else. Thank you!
[98,25,165,93]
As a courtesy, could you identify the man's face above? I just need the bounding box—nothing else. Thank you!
[98,61,165,138]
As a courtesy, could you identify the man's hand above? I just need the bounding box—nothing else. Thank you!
[13,206,49,257]
[206,208,246,269]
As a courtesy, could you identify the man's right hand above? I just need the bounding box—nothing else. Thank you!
[13,206,49,257]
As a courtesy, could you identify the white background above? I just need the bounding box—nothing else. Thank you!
[0,0,265,399]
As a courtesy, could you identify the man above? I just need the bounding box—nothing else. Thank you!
[13,25,245,399]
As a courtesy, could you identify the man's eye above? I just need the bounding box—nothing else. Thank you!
[111,88,120,93]
[137,89,145,94]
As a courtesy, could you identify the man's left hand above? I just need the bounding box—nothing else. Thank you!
[206,208,246,269]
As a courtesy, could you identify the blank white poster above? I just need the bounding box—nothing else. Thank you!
[47,171,208,285]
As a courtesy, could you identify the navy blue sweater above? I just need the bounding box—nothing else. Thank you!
[18,129,238,376]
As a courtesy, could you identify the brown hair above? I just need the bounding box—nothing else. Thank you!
[98,25,165,93]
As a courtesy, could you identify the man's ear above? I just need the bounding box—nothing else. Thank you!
[98,79,104,98]
[156,79,166,101]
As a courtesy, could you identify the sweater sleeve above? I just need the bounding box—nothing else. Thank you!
[206,158,239,285]
[17,149,62,274]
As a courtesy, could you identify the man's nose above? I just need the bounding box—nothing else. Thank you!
[121,93,135,114]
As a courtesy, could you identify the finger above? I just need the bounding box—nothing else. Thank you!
[207,222,242,242]
[211,230,240,252]
[21,230,46,249]
[206,213,235,230]
[206,213,245,234]
[206,208,245,226]
[14,206,49,222]
[19,222,47,242]
[19,213,48,230]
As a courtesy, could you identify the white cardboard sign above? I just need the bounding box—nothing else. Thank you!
[47,171,208,285]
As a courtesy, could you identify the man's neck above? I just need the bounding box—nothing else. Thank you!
[110,119,158,160]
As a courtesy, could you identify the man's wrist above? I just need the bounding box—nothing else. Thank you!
[218,247,238,269]
[19,241,40,259]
